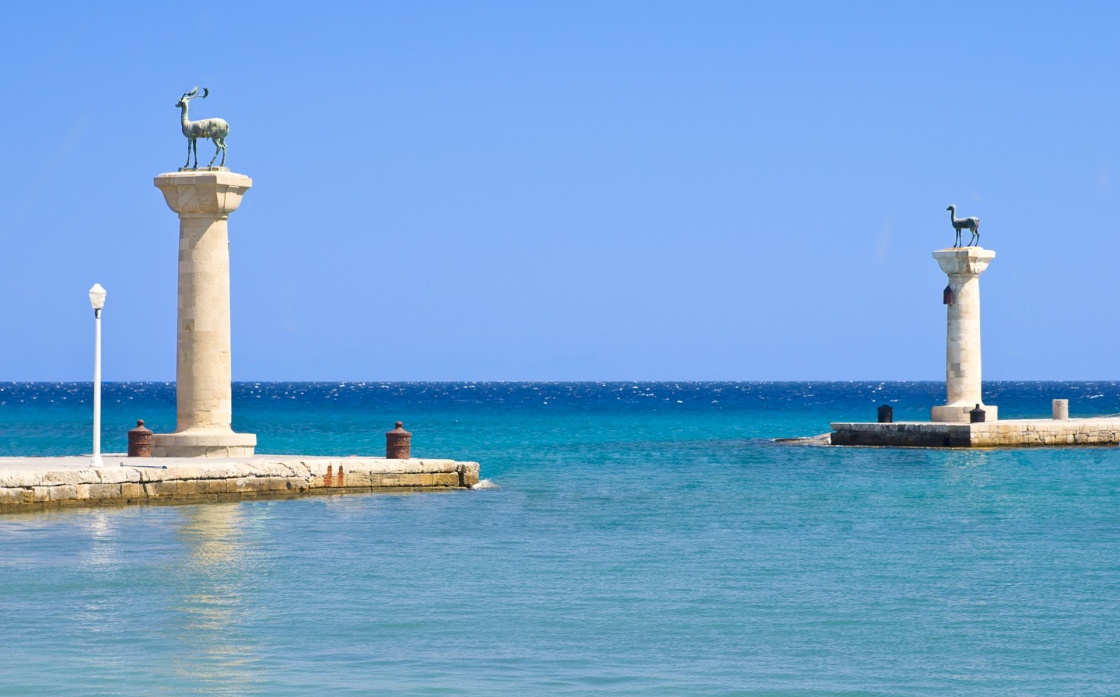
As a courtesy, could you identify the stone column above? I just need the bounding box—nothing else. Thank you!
[931,246,998,423]
[150,170,256,457]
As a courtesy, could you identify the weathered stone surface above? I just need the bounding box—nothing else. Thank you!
[97,468,142,484]
[831,417,1120,448]
[151,170,256,458]
[931,247,997,423]
[42,470,90,486]
[151,434,256,460]
[47,485,79,502]
[89,483,122,500]
[434,472,461,487]
[0,471,41,488]
[459,462,481,487]
[0,455,483,512]
[340,470,372,487]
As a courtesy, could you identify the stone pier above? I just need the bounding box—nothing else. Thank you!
[151,170,256,457]
[825,240,1117,447]
[0,456,482,513]
[830,417,1120,447]
[930,246,998,423]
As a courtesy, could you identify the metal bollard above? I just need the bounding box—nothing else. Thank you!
[128,419,153,457]
[1052,399,1069,420]
[386,422,412,459]
[969,404,986,423]
[877,405,893,423]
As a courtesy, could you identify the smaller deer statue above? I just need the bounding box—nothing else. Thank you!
[946,204,980,247]
[176,87,229,169]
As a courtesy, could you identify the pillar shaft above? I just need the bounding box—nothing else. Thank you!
[931,247,997,423]
[176,214,233,431]
[151,170,256,457]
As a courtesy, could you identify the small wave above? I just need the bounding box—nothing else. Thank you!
[472,479,499,490]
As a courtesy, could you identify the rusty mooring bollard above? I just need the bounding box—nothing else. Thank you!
[337,465,345,487]
[877,405,893,423]
[386,421,412,459]
[325,465,333,487]
[128,419,153,457]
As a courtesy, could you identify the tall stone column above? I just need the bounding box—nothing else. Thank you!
[150,170,256,457]
[931,246,998,423]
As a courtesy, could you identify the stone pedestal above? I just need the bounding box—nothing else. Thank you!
[150,170,256,457]
[1053,399,1069,420]
[931,247,998,423]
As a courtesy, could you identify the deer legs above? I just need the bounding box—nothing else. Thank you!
[182,137,227,170]
[184,139,196,169]
[952,228,981,248]
[207,136,226,168]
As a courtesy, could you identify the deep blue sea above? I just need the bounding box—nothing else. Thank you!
[2,382,1119,695]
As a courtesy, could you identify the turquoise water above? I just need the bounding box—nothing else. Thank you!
[2,382,1119,695]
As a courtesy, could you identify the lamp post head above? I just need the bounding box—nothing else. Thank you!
[88,283,106,315]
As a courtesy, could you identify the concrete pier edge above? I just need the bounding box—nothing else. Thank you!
[0,455,481,514]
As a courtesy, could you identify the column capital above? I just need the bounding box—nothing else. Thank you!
[154,170,252,217]
[933,246,995,277]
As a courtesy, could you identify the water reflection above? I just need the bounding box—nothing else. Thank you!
[74,510,125,640]
[81,510,118,567]
[943,449,993,488]
[173,503,257,694]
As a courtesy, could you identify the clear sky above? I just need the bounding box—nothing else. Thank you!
[1,1,1116,381]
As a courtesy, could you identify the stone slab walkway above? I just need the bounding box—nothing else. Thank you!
[0,455,481,513]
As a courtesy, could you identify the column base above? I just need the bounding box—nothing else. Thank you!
[151,432,256,458]
[931,404,999,423]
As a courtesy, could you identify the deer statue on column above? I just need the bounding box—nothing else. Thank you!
[176,87,230,169]
[946,204,980,247]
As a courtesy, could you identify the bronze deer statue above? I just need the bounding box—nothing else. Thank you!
[176,87,229,169]
[947,204,980,247]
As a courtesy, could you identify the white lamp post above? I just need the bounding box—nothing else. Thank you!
[88,283,106,467]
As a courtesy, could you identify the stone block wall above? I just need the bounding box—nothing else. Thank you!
[829,418,1120,448]
[0,458,482,513]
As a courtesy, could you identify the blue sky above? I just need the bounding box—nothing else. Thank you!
[0,1,1116,381]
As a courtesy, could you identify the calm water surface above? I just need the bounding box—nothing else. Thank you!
[1,382,1118,695]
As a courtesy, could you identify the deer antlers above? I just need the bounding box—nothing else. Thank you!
[180,87,210,101]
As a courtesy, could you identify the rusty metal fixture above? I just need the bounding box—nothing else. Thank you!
[324,465,333,487]
[337,465,345,487]
[970,404,986,423]
[877,405,893,423]
[127,419,153,457]
[386,421,412,459]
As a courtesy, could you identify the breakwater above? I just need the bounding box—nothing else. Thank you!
[830,417,1120,447]
[0,456,480,513]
